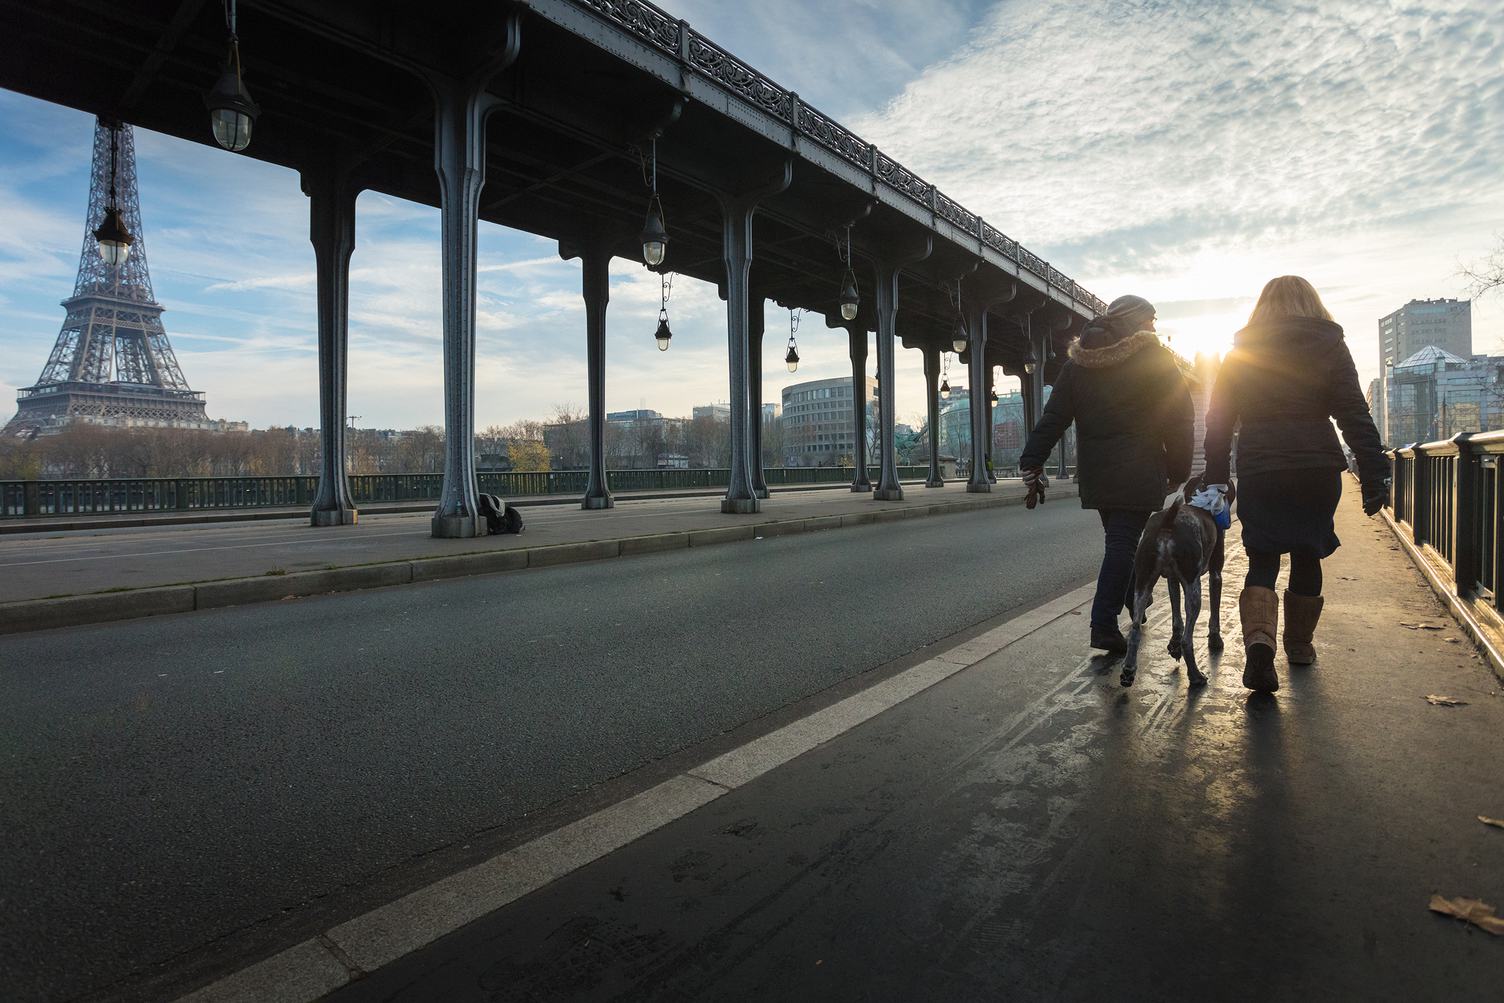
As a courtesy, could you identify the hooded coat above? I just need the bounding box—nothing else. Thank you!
[1202,316,1388,493]
[1020,328,1194,511]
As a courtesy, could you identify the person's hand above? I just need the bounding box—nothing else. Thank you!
[1023,467,1049,509]
[1361,477,1392,517]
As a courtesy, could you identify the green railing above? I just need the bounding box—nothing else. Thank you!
[1387,431,1503,626]
[0,466,932,519]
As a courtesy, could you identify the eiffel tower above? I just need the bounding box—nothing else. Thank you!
[4,118,213,437]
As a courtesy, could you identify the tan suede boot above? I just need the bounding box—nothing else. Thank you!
[1283,591,1325,665]
[1240,587,1280,693]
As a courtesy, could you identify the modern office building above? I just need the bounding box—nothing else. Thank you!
[1377,299,1472,440]
[691,402,732,422]
[1384,346,1504,445]
[781,376,875,466]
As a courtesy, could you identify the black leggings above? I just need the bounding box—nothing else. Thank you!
[1246,549,1322,596]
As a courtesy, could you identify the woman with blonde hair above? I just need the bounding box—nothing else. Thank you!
[1203,276,1389,693]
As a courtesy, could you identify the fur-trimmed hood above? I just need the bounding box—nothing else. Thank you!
[1068,329,1161,369]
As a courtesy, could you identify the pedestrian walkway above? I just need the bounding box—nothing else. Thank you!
[0,481,1073,624]
[264,481,1497,1001]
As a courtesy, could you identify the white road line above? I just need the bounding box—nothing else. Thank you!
[174,581,1096,1002]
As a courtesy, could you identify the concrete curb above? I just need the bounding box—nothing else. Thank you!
[1379,508,1504,684]
[0,487,1071,637]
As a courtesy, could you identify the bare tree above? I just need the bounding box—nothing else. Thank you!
[1461,237,1504,300]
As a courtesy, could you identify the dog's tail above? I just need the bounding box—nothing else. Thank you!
[1157,498,1183,539]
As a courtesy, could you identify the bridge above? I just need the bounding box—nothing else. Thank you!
[1,2,1503,1002]
[1,0,1099,536]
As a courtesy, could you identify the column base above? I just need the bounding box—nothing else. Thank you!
[850,482,873,493]
[581,494,614,510]
[925,478,944,488]
[753,486,770,499]
[431,513,483,538]
[721,497,761,514]
[310,506,358,527]
[874,487,905,501]
[966,481,992,493]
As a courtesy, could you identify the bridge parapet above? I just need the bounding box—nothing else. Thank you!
[1385,430,1504,677]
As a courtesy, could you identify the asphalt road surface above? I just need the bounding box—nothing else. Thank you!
[0,499,1102,1001]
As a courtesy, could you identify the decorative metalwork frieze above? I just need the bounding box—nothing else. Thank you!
[578,0,679,55]
[796,104,870,170]
[1017,247,1048,277]
[874,152,931,206]
[981,222,1018,261]
[687,34,791,120]
[934,192,977,234]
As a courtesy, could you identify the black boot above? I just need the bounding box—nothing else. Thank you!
[1091,625,1128,655]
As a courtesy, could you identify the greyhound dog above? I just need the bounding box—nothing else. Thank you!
[1120,477,1232,688]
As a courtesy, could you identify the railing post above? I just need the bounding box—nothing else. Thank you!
[1411,444,1430,546]
[23,481,40,517]
[1452,433,1478,597]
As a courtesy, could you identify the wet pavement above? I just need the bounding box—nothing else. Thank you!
[330,482,1504,1001]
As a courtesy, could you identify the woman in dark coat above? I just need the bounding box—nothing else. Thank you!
[1021,295,1194,653]
[1203,275,1389,694]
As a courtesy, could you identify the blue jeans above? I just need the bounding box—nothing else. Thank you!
[1092,509,1150,631]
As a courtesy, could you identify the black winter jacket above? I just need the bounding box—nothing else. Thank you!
[1020,330,1194,511]
[1203,317,1388,494]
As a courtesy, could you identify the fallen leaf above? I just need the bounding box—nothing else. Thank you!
[1429,894,1504,935]
[1479,816,1504,830]
[1425,695,1469,707]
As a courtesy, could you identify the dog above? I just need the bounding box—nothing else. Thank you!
[1120,476,1233,689]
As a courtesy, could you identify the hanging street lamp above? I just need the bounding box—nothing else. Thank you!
[654,271,674,351]
[1023,344,1039,375]
[989,387,999,404]
[94,125,133,265]
[205,0,260,152]
[949,279,967,353]
[640,136,668,268]
[785,308,801,373]
[940,377,951,400]
[837,225,859,321]
[952,321,968,355]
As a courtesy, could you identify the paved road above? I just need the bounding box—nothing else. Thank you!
[333,486,1504,1002]
[0,499,1102,1001]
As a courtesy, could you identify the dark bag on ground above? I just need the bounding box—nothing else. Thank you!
[478,493,524,535]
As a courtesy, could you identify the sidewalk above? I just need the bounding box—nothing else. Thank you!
[0,480,1076,633]
[233,479,1499,1002]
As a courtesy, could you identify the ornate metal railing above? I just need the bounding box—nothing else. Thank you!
[1387,431,1503,635]
[566,0,1107,316]
[0,466,933,519]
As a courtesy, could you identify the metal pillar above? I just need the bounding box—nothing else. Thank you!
[718,198,762,514]
[984,362,997,483]
[847,324,871,492]
[303,170,358,527]
[427,22,520,538]
[923,345,943,487]
[748,294,768,499]
[966,308,991,492]
[873,266,904,501]
[562,241,613,509]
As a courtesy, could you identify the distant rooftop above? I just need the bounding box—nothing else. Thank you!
[1394,345,1470,369]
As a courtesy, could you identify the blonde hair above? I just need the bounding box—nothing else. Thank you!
[1246,275,1333,326]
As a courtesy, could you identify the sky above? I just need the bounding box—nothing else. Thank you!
[1,0,1501,432]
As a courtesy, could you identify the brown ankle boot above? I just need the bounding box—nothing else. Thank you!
[1240,587,1280,693]
[1283,591,1324,665]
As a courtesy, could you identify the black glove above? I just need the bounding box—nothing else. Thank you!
[1023,467,1049,509]
[1361,477,1391,517]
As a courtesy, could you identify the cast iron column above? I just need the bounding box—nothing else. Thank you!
[873,266,903,501]
[718,197,761,513]
[923,344,943,487]
[847,324,871,491]
[748,294,768,499]
[966,307,991,492]
[427,21,520,538]
[561,242,613,510]
[304,169,358,527]
[984,361,997,483]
